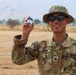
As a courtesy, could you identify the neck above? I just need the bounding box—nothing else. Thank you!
[53,32,67,43]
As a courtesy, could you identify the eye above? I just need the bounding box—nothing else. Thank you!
[49,16,55,22]
[57,16,65,21]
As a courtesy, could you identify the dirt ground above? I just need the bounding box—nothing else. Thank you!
[0,29,76,75]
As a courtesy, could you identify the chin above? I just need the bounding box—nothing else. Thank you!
[53,30,62,33]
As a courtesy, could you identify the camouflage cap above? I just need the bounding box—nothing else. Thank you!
[43,5,74,23]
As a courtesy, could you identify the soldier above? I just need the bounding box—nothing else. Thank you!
[12,5,76,75]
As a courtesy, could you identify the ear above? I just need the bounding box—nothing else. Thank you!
[48,21,51,25]
[66,18,70,24]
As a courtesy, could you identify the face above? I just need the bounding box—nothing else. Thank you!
[48,13,69,33]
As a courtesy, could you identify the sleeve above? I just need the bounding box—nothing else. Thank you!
[12,35,40,65]
[66,41,76,74]
[70,42,76,74]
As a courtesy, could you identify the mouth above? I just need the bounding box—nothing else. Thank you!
[53,24,60,29]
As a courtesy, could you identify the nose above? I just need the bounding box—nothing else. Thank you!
[54,19,59,22]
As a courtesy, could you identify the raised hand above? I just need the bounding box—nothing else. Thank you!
[21,18,34,39]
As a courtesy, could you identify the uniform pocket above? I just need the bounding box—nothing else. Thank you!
[38,49,52,71]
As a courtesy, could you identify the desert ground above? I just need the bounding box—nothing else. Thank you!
[0,25,76,75]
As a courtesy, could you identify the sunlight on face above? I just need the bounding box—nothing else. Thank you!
[48,13,69,33]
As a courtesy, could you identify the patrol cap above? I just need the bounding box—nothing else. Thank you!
[43,5,74,23]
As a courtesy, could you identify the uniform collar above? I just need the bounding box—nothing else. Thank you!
[60,36,70,47]
[47,34,71,48]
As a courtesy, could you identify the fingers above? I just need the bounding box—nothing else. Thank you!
[24,20,27,25]
[23,16,34,31]
[23,21,34,31]
[23,19,34,26]
[31,22,34,27]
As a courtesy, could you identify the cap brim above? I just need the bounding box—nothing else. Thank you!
[43,12,74,23]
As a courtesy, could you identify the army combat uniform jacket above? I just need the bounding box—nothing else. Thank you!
[12,34,76,75]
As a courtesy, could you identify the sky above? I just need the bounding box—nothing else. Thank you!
[0,0,76,21]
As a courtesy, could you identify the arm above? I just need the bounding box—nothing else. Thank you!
[62,41,76,73]
[12,17,39,65]
[12,35,39,65]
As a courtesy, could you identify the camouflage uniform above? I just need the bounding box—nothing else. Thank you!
[12,34,76,75]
